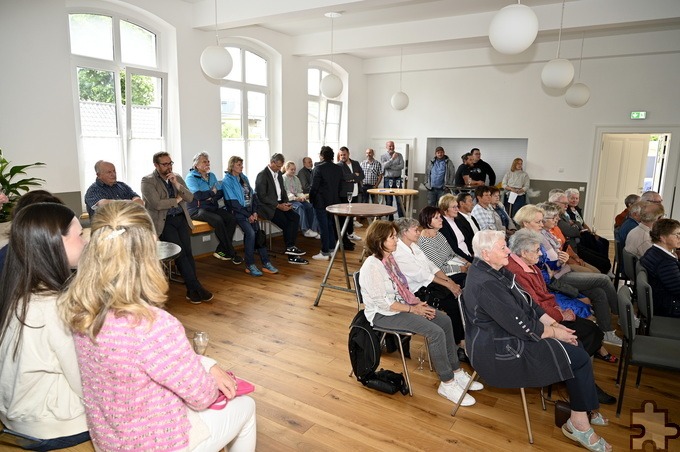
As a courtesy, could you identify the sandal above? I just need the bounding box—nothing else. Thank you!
[595,353,618,363]
[589,411,609,426]
[562,419,611,452]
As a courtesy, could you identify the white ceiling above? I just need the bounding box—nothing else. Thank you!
[187,0,680,59]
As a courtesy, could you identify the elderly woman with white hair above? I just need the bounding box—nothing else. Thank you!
[463,230,612,452]
[392,218,469,362]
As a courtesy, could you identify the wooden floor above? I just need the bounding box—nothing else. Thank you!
[2,233,680,451]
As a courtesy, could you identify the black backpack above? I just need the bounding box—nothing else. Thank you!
[348,311,409,395]
[348,310,381,383]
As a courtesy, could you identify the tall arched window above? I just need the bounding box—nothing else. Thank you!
[308,67,342,158]
[221,47,270,177]
[68,12,167,199]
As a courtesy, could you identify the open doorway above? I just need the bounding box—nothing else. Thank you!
[591,132,672,239]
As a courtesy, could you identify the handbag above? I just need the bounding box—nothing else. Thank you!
[255,229,266,249]
[554,400,571,427]
[208,372,255,410]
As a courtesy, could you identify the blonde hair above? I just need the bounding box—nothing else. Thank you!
[60,201,168,339]
[510,158,523,172]
[284,161,296,171]
[227,156,243,173]
[513,204,544,228]
[438,193,457,214]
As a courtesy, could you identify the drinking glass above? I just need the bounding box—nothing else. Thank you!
[388,179,394,192]
[417,346,425,371]
[193,331,210,355]
[346,192,353,208]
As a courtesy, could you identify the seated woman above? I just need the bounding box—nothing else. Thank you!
[282,161,319,238]
[0,203,90,450]
[514,205,621,347]
[565,188,611,261]
[489,186,517,235]
[417,206,470,286]
[392,218,468,363]
[60,201,257,452]
[464,230,611,452]
[185,152,242,264]
[540,202,599,274]
[501,157,530,215]
[222,156,278,277]
[640,218,680,318]
[438,194,473,263]
[506,229,618,367]
[359,220,482,406]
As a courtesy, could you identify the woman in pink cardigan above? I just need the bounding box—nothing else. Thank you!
[60,201,256,452]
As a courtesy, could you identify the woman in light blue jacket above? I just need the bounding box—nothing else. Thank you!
[222,156,277,277]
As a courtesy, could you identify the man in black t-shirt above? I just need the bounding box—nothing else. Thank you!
[469,148,496,186]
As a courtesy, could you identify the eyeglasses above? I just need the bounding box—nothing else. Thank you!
[158,161,174,167]
[542,217,555,221]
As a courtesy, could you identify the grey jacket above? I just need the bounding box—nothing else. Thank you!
[424,156,456,190]
[141,170,194,237]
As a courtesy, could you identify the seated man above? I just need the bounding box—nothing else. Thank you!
[84,160,144,217]
[141,152,212,304]
[625,201,664,258]
[469,148,496,186]
[297,157,314,194]
[614,194,640,229]
[471,186,499,231]
[454,192,480,255]
[255,153,308,265]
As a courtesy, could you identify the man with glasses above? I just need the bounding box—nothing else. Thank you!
[84,160,144,217]
[255,153,308,264]
[141,151,213,304]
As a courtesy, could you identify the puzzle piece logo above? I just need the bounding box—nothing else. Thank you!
[630,400,680,450]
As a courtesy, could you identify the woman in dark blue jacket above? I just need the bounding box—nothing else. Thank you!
[640,218,680,317]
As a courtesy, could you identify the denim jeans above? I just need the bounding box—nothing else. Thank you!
[383,177,404,217]
[427,187,446,207]
[315,207,336,254]
[290,200,318,232]
[235,216,269,266]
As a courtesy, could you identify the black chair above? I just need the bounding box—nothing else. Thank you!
[612,239,628,288]
[635,268,680,340]
[352,271,432,396]
[615,286,680,417]
[621,249,639,302]
[451,294,535,444]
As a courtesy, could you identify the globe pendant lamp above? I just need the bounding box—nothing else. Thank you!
[565,34,590,107]
[321,12,343,99]
[541,0,574,89]
[488,2,538,55]
[200,0,233,80]
[391,48,409,111]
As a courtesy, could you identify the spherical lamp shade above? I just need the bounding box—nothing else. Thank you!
[200,46,233,79]
[320,74,343,99]
[391,91,409,111]
[541,58,575,89]
[565,83,590,108]
[488,4,539,55]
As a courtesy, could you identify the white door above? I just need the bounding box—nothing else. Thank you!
[592,133,649,239]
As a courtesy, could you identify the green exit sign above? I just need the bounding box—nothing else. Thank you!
[631,111,647,119]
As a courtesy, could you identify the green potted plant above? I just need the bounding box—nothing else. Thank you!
[0,149,45,222]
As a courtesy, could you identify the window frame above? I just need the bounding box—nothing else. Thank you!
[307,66,343,157]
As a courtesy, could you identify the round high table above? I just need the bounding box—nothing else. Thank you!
[157,241,182,282]
[366,188,419,218]
[314,203,396,306]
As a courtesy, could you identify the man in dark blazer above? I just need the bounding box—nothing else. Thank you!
[141,151,213,303]
[255,153,308,264]
[454,192,480,257]
[309,146,343,260]
[337,146,365,249]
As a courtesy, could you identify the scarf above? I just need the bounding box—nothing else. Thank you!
[381,254,419,305]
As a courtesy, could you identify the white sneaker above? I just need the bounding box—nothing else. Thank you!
[303,229,318,238]
[438,381,476,406]
[602,330,623,346]
[455,370,484,391]
[353,220,363,228]
[314,232,321,239]
[348,233,362,241]
[312,252,330,261]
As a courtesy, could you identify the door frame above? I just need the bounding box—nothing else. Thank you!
[587,124,680,226]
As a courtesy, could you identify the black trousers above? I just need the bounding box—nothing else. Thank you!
[160,214,200,292]
[561,341,599,412]
[271,208,300,248]
[561,317,603,357]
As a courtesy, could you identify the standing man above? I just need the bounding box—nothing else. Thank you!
[360,148,383,204]
[84,160,144,217]
[424,146,456,206]
[255,153,308,265]
[454,153,472,187]
[298,157,314,194]
[337,146,364,246]
[469,148,496,186]
[380,140,405,218]
[309,146,343,261]
[141,152,212,304]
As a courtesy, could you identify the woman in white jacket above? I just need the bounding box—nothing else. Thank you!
[0,202,89,450]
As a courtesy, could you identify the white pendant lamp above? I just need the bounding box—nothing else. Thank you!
[200,0,233,79]
[488,2,539,55]
[321,12,343,99]
[541,0,574,89]
[391,48,409,111]
[565,34,590,108]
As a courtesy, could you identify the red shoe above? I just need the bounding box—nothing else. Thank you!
[595,353,618,363]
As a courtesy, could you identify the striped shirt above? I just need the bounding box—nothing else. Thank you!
[418,232,465,275]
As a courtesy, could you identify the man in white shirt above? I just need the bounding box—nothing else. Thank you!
[625,202,664,257]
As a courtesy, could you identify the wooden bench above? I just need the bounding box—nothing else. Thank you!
[191,220,214,234]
